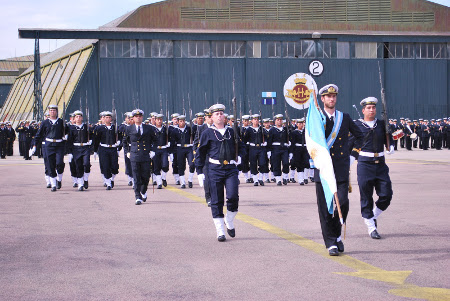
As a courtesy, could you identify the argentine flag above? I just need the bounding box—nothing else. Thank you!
[305,93,337,215]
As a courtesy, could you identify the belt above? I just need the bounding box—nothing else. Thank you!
[45,138,63,143]
[73,141,92,147]
[156,145,169,149]
[249,143,263,147]
[42,142,45,145]
[295,143,305,147]
[359,151,384,158]
[177,144,193,147]
[209,158,237,165]
[100,143,117,148]
[272,142,289,146]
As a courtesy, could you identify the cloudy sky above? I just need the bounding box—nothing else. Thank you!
[0,0,448,59]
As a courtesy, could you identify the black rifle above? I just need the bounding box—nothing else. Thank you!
[378,61,391,150]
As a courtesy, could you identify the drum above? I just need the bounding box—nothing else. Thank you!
[392,129,405,140]
[410,133,418,141]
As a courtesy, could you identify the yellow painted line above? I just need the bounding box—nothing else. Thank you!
[166,184,450,300]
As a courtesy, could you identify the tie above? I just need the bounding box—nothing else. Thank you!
[137,126,141,136]
[330,116,334,123]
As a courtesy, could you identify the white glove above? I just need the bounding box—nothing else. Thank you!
[197,174,205,187]
[63,134,68,141]
[350,155,356,166]
[117,151,120,157]
[236,156,242,165]
[287,141,291,147]
[289,153,293,160]
[169,153,174,162]
[68,153,73,162]
[127,153,130,159]
[150,151,155,159]
[29,147,36,158]
[386,145,395,155]
[167,142,171,147]
[86,140,92,146]
[94,152,98,160]
[114,141,121,147]
[261,142,267,147]
[267,151,271,159]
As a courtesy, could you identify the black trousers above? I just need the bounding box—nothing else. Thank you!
[422,137,430,150]
[249,146,267,175]
[46,145,65,178]
[177,147,194,176]
[271,146,289,176]
[98,146,119,179]
[208,165,239,218]
[153,149,169,175]
[0,141,6,158]
[124,151,133,177]
[72,146,91,178]
[7,139,13,156]
[315,172,350,249]
[357,161,393,219]
[131,160,151,200]
[203,160,211,202]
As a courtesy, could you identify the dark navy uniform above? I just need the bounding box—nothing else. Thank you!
[94,123,120,189]
[16,124,34,160]
[119,121,133,185]
[5,124,15,156]
[421,122,431,150]
[0,125,7,158]
[403,122,414,150]
[289,127,310,184]
[151,123,170,188]
[67,119,93,190]
[243,125,267,185]
[123,118,154,204]
[168,120,180,184]
[193,122,212,205]
[267,121,290,185]
[172,123,195,188]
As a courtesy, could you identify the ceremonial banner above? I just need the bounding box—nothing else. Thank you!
[305,93,337,214]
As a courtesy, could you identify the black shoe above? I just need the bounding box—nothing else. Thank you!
[162,179,167,187]
[253,181,259,186]
[46,184,51,188]
[300,181,305,186]
[176,180,180,185]
[258,180,264,186]
[336,240,344,252]
[246,179,251,183]
[207,200,211,207]
[271,179,276,182]
[78,186,84,191]
[57,181,62,189]
[249,178,254,183]
[370,230,381,239]
[142,197,147,202]
[135,200,142,205]
[51,187,57,192]
[227,228,235,238]
[290,178,296,183]
[188,181,193,188]
[283,179,288,185]
[180,184,186,189]
[374,219,377,228]
[153,181,157,185]
[84,181,89,189]
[128,181,133,186]
[329,247,339,256]
[157,184,162,189]
[111,181,114,188]
[217,235,226,242]
[304,179,308,184]
[310,177,315,183]
[277,181,282,186]
[106,186,112,190]
[73,183,78,188]
[104,183,107,187]
[265,179,270,183]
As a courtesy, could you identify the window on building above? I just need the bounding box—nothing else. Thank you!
[138,40,173,58]
[317,40,337,58]
[300,40,316,58]
[416,43,448,59]
[174,41,210,58]
[247,41,261,58]
[384,43,414,59]
[282,41,301,58]
[353,42,379,59]
[267,41,281,58]
[337,42,350,59]
[100,40,137,58]
[212,41,246,58]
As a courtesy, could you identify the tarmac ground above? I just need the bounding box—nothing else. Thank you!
[0,143,449,300]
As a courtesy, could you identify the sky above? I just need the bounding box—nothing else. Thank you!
[0,0,449,59]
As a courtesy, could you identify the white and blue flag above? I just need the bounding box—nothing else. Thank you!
[305,93,337,215]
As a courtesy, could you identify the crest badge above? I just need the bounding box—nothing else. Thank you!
[284,73,318,110]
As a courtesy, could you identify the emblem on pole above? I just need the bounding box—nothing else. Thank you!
[283,73,318,109]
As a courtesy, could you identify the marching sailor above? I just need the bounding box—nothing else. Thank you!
[122,109,154,205]
[172,115,195,188]
[32,104,68,191]
[267,114,290,186]
[354,97,394,239]
[289,118,310,185]
[168,113,180,185]
[119,112,134,186]
[243,114,267,186]
[312,84,363,256]
[195,104,246,241]
[151,113,170,189]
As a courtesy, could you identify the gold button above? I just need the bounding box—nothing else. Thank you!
[339,138,341,140]
[341,152,343,155]
[332,153,334,156]
[331,146,334,148]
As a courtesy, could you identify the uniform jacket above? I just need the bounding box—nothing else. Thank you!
[122,124,154,162]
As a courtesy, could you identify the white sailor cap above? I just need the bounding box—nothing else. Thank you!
[177,115,186,120]
[150,112,158,117]
[131,109,144,116]
[203,109,211,116]
[251,114,260,119]
[274,114,284,119]
[69,113,75,117]
[48,104,58,110]
[171,113,180,118]
[242,115,250,120]
[393,119,397,122]
[319,84,339,96]
[73,110,83,116]
[156,114,164,118]
[360,97,378,106]
[419,118,423,121]
[400,117,405,120]
[125,112,132,118]
[228,115,235,120]
[223,113,229,118]
[437,119,442,122]
[195,112,205,118]
[262,118,270,122]
[413,119,418,122]
[209,104,226,113]
[298,117,305,122]
[103,111,113,117]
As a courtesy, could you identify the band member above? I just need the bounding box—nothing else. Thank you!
[355,97,394,239]
[404,119,414,150]
[267,114,290,186]
[123,109,154,205]
[195,104,246,241]
[67,110,93,191]
[172,115,195,188]
[313,84,363,256]
[151,114,170,189]
[289,118,310,185]
[421,120,431,150]
[0,123,7,159]
[32,104,68,191]
[93,111,120,190]
[119,112,134,186]
[243,114,267,186]
[434,119,443,150]
[67,113,79,187]
[16,120,34,160]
